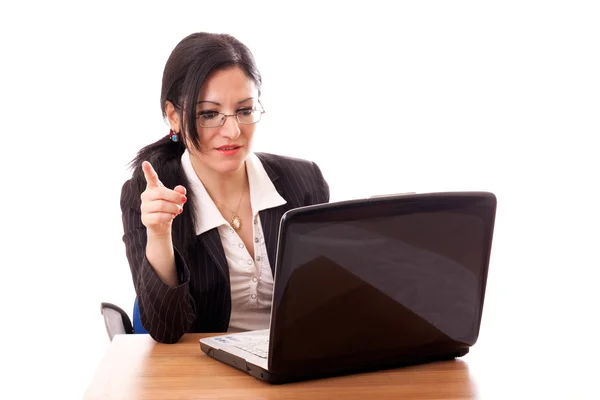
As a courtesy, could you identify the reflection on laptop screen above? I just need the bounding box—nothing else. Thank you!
[270,196,495,368]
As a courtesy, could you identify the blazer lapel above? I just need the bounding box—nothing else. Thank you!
[257,156,291,275]
[198,155,290,281]
[260,205,288,276]
[199,228,230,284]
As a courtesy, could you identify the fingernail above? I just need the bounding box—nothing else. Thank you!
[182,196,187,203]
[179,207,183,214]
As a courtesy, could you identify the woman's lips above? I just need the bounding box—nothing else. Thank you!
[215,145,242,156]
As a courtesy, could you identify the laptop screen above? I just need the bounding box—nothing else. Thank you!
[268,193,496,373]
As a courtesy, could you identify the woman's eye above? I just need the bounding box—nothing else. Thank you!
[237,108,253,116]
[199,112,219,120]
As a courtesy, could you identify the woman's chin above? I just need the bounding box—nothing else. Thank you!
[212,156,247,174]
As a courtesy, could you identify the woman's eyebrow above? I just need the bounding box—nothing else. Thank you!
[196,97,255,106]
[237,97,255,104]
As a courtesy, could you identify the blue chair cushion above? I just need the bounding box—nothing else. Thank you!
[133,298,148,334]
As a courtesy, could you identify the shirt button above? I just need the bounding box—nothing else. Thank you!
[247,259,253,265]
[252,277,258,283]
[254,218,258,225]
[239,243,244,249]
[251,294,257,299]
[229,227,234,233]
[254,238,259,243]
[256,256,261,262]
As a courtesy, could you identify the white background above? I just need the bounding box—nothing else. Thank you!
[1,1,599,399]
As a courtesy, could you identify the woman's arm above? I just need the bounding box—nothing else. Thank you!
[120,179,196,344]
[312,161,330,204]
[145,232,177,287]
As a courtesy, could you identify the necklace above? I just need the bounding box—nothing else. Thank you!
[213,187,247,231]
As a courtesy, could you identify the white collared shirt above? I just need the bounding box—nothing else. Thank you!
[181,150,287,332]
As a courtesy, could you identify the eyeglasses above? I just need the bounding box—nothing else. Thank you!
[196,107,265,128]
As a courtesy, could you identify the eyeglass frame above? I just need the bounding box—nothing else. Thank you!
[195,101,266,128]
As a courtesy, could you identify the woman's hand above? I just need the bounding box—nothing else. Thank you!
[140,161,187,238]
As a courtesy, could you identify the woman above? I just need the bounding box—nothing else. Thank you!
[120,32,330,344]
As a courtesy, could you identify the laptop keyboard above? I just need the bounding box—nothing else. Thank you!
[233,338,269,359]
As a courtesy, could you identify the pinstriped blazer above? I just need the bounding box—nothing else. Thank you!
[120,152,330,344]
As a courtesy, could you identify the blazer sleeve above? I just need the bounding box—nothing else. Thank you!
[312,162,330,204]
[120,179,196,344]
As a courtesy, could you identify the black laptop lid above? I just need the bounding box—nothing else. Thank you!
[267,192,496,374]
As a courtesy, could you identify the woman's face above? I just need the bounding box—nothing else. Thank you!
[189,66,260,175]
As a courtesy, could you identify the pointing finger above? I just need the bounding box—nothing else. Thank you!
[142,161,163,188]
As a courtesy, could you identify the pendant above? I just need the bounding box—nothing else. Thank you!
[231,213,242,231]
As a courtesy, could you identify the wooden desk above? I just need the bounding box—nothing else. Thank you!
[84,333,478,399]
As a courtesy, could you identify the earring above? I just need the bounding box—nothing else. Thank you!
[169,129,178,142]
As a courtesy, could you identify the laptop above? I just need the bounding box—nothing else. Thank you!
[200,191,497,383]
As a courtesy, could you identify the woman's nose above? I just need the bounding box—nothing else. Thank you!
[220,114,241,139]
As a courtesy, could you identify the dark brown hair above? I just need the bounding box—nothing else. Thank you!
[161,32,262,152]
[129,32,262,257]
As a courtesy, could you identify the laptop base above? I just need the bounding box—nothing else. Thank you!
[201,341,469,384]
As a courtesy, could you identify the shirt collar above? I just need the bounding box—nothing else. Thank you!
[246,152,287,216]
[181,150,287,236]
